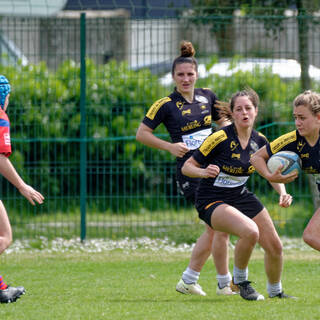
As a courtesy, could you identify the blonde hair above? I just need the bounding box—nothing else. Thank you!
[293,90,320,115]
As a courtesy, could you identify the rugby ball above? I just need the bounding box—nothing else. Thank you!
[267,151,301,175]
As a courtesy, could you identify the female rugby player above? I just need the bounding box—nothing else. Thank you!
[136,41,235,296]
[182,88,293,300]
[0,75,44,303]
[251,90,320,253]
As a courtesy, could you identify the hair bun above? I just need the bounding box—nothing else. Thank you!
[180,41,195,58]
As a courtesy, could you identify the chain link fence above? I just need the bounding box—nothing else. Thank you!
[0,1,319,241]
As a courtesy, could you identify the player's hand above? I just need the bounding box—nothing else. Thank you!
[268,166,298,183]
[202,164,220,178]
[169,142,190,158]
[18,184,45,205]
[279,193,293,208]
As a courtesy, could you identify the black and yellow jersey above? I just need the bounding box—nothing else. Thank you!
[142,88,220,162]
[266,130,320,186]
[193,123,268,200]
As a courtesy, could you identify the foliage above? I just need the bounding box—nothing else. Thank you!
[0,57,313,214]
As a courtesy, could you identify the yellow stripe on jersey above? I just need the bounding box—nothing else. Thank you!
[258,132,268,142]
[269,130,296,154]
[146,97,171,120]
[199,130,228,156]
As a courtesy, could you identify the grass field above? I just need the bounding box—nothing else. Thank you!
[0,238,319,320]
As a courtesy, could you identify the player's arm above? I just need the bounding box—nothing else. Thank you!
[0,154,44,205]
[250,146,297,183]
[269,181,293,208]
[251,146,293,207]
[181,156,219,178]
[136,122,189,158]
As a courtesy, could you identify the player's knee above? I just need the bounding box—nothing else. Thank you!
[0,234,12,253]
[302,229,314,247]
[246,227,259,244]
[268,239,283,257]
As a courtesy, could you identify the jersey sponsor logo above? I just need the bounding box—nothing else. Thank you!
[304,166,318,174]
[4,133,10,145]
[247,165,255,174]
[146,97,171,120]
[182,109,191,116]
[203,115,211,126]
[297,140,306,152]
[195,95,209,104]
[301,153,309,158]
[176,101,184,110]
[213,172,249,188]
[222,165,244,174]
[182,128,212,150]
[230,140,238,151]
[200,130,227,156]
[200,105,206,110]
[270,131,296,154]
[181,120,201,132]
[249,141,259,153]
[231,153,240,159]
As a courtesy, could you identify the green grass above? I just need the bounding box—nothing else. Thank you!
[0,247,319,320]
[9,193,314,242]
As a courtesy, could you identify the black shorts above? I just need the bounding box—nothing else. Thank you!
[196,186,264,227]
[176,166,200,205]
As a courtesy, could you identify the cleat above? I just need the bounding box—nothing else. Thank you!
[0,285,26,303]
[230,278,240,294]
[270,291,297,299]
[237,280,264,301]
[176,279,206,296]
[216,283,238,295]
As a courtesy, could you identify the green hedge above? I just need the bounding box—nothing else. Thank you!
[1,57,317,213]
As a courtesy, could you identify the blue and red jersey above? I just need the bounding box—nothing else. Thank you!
[0,109,11,157]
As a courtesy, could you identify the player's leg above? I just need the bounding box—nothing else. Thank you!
[176,224,213,296]
[303,207,320,250]
[210,203,264,300]
[213,231,236,295]
[254,208,295,298]
[0,200,12,254]
[0,200,25,303]
[253,208,283,296]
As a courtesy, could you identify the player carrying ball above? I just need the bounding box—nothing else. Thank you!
[251,90,320,255]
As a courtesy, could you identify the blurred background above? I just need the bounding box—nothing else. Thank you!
[0,0,318,243]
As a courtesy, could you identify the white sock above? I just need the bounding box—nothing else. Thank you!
[233,266,248,284]
[216,272,232,288]
[268,281,282,297]
[182,267,200,284]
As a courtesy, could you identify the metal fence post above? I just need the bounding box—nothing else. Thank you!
[80,12,87,241]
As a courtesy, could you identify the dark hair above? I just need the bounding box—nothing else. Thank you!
[171,41,198,75]
[215,88,259,121]
[293,90,320,115]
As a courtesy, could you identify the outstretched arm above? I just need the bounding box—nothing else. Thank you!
[0,154,44,205]
[136,122,190,158]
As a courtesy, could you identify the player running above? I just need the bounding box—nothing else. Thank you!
[182,88,294,300]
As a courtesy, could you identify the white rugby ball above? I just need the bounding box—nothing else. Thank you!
[267,151,301,175]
